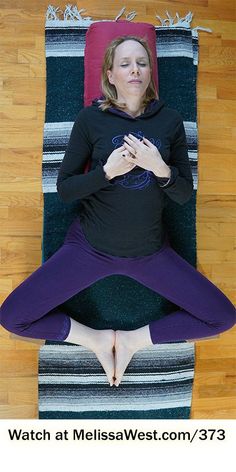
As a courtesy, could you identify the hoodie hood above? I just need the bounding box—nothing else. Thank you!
[91,96,165,120]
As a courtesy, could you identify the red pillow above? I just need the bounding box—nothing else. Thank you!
[84,20,159,106]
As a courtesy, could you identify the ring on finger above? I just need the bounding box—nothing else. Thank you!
[124,141,137,154]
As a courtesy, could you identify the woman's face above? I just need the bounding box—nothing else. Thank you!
[107,40,151,102]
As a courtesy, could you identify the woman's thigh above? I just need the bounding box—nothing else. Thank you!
[125,244,236,327]
[0,220,115,325]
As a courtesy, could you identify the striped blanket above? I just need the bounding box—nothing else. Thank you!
[38,5,211,419]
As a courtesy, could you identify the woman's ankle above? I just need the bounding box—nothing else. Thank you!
[64,317,95,347]
[133,325,153,350]
[64,317,115,352]
[116,325,153,352]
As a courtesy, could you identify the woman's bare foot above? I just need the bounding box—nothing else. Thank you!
[89,328,116,386]
[114,325,153,387]
[64,318,116,386]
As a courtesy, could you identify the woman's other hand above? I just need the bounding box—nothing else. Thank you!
[103,145,137,180]
[123,134,170,177]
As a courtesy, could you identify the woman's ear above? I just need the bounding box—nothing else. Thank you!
[107,70,113,84]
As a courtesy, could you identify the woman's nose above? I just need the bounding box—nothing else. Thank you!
[131,65,140,74]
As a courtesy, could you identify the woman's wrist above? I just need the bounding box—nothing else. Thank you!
[152,164,171,178]
[103,164,114,180]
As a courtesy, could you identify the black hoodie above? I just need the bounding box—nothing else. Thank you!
[57,98,193,257]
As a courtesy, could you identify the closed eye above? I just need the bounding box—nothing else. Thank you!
[121,63,147,67]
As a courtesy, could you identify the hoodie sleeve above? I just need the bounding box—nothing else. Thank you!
[56,109,113,203]
[155,118,194,205]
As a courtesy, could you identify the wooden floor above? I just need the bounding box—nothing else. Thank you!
[0,1,235,419]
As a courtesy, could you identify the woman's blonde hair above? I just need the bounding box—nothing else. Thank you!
[97,35,159,112]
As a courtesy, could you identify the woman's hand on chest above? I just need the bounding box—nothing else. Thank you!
[123,133,170,177]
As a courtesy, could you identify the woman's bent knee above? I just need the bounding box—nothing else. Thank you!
[214,298,236,334]
[0,295,28,336]
[224,304,236,331]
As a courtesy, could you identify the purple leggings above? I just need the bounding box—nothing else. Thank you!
[0,216,235,343]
